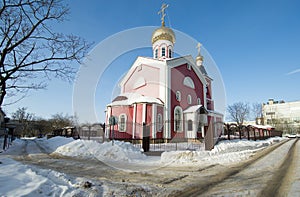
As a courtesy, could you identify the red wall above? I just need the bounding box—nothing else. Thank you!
[170,63,204,139]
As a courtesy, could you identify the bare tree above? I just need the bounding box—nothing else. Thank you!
[0,0,90,106]
[252,102,262,123]
[34,118,52,136]
[11,107,35,136]
[49,113,75,129]
[227,102,250,125]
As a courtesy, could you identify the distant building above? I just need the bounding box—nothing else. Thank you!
[262,99,300,133]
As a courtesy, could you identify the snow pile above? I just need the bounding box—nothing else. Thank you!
[161,137,284,166]
[7,138,25,148]
[54,139,146,162]
[40,136,74,153]
[0,138,26,155]
[210,137,281,154]
[0,157,103,196]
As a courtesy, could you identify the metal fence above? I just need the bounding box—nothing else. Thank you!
[127,139,204,151]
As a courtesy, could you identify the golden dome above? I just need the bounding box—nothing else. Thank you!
[196,55,203,62]
[151,26,176,44]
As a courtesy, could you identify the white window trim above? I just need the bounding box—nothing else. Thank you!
[118,113,127,132]
[183,76,195,89]
[174,106,183,132]
[187,94,192,104]
[176,91,181,101]
[197,98,201,105]
[157,113,163,132]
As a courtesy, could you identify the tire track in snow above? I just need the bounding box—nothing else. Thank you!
[259,138,299,197]
[174,139,290,197]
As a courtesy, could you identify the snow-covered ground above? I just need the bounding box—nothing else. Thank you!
[0,157,103,196]
[161,137,283,166]
[0,136,288,196]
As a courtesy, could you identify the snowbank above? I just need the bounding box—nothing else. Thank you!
[53,139,146,162]
[39,136,74,153]
[161,137,284,166]
[0,157,103,196]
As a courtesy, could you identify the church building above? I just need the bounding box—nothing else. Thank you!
[105,4,223,150]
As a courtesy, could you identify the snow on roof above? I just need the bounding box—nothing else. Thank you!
[108,92,163,106]
[249,124,274,129]
[207,110,224,116]
[225,122,274,130]
[183,105,202,113]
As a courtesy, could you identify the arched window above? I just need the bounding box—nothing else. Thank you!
[176,91,181,101]
[155,49,158,58]
[183,77,195,89]
[188,120,193,131]
[197,98,201,105]
[169,48,172,58]
[162,47,166,57]
[174,106,183,132]
[157,114,163,132]
[187,95,192,104]
[118,114,127,132]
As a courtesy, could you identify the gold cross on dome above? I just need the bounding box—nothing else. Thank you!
[158,3,169,26]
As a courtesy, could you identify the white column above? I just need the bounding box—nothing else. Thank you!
[152,104,157,138]
[142,103,146,124]
[132,103,137,139]
[164,66,171,139]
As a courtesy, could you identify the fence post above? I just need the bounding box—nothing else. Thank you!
[142,122,150,152]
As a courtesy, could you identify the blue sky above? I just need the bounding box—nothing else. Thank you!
[4,0,300,122]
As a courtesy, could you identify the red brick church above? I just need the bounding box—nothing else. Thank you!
[105,4,223,150]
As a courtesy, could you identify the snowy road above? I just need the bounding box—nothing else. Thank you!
[1,137,299,196]
[175,138,299,197]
